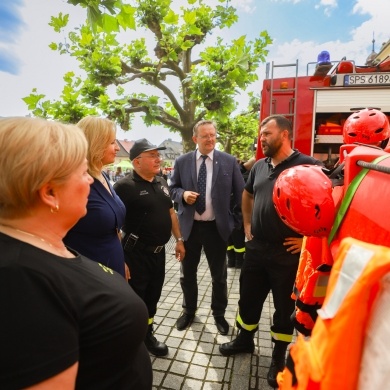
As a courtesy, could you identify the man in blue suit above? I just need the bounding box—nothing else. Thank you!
[169,120,245,335]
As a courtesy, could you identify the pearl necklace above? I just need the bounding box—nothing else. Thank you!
[0,223,71,257]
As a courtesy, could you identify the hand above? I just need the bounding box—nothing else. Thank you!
[124,263,131,280]
[183,191,200,205]
[244,223,253,241]
[283,237,303,254]
[175,241,185,262]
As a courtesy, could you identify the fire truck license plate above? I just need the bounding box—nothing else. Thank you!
[344,73,390,86]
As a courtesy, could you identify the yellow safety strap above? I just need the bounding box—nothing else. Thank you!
[236,313,258,331]
[271,330,293,343]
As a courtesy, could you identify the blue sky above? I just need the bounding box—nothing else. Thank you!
[246,0,367,43]
[0,0,389,143]
[301,2,366,42]
[0,0,24,74]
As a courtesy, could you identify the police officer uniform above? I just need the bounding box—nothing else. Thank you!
[114,171,172,319]
[113,138,182,357]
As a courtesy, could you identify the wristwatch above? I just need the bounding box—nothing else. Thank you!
[176,237,184,242]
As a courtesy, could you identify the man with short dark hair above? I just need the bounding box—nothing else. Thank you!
[114,138,185,357]
[169,120,245,335]
[219,115,323,387]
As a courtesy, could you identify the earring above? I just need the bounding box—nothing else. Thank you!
[50,204,59,213]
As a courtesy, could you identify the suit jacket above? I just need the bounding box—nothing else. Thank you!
[64,175,126,276]
[169,149,245,242]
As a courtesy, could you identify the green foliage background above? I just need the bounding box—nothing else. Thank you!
[23,0,271,154]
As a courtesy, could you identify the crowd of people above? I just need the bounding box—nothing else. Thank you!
[1,111,388,389]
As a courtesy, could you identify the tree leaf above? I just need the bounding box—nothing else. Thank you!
[34,0,272,154]
[163,9,179,25]
[102,13,119,32]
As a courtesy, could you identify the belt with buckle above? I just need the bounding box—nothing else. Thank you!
[135,240,164,254]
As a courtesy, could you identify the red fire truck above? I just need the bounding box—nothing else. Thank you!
[256,41,390,168]
[255,42,390,390]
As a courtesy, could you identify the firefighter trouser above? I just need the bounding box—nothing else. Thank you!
[227,226,246,254]
[124,245,166,323]
[237,238,299,342]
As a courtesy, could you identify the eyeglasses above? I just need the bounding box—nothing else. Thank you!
[136,153,163,160]
[197,134,217,140]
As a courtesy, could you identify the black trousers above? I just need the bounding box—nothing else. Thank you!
[180,220,228,317]
[238,238,299,341]
[124,245,165,321]
[227,225,245,252]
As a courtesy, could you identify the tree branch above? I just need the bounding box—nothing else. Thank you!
[194,110,207,124]
[152,78,185,119]
[165,60,186,80]
[123,103,185,132]
[191,59,203,66]
[118,61,186,118]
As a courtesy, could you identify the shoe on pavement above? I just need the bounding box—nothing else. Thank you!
[214,316,229,335]
[267,358,285,388]
[267,341,288,387]
[176,313,194,331]
[145,327,168,357]
[219,329,255,356]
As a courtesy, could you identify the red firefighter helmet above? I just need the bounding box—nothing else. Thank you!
[343,108,390,145]
[273,165,335,237]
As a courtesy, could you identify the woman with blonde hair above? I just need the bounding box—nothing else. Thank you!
[64,116,128,278]
[0,117,152,389]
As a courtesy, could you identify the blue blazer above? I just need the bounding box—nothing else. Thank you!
[64,175,126,276]
[169,150,245,242]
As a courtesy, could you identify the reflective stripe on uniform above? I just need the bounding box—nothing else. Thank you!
[271,330,293,343]
[318,244,374,320]
[148,317,154,325]
[234,247,245,253]
[236,313,258,331]
[313,274,330,298]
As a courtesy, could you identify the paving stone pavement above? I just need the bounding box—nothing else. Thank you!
[150,237,282,390]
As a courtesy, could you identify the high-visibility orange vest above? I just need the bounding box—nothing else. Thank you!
[357,273,390,390]
[292,236,333,335]
[278,238,390,390]
[291,148,390,337]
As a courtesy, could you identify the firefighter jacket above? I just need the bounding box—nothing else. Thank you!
[277,237,390,390]
[291,236,332,336]
[291,149,389,336]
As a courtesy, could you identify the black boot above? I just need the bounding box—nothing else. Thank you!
[219,329,255,356]
[235,252,245,268]
[144,325,168,357]
[227,249,236,267]
[267,341,288,388]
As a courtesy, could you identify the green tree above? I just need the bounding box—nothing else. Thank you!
[23,0,271,152]
[66,0,135,33]
[218,93,259,161]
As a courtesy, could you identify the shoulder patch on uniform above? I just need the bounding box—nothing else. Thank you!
[161,185,170,197]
